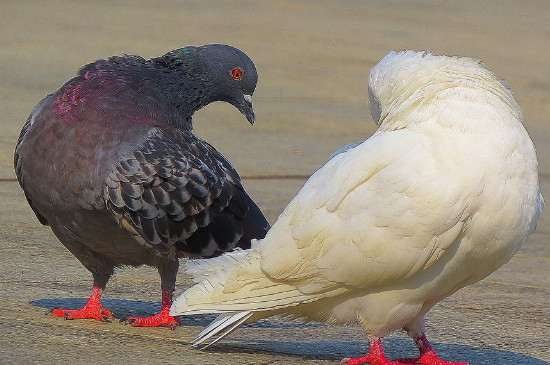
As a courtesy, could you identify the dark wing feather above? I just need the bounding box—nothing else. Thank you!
[104,127,270,258]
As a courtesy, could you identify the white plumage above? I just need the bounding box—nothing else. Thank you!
[171,51,543,365]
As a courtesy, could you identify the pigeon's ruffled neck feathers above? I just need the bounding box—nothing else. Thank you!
[367,50,521,132]
[151,46,223,123]
[50,45,257,131]
[151,46,208,79]
[51,52,214,131]
[149,47,224,127]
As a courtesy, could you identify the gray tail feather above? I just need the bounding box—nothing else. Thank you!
[191,311,253,349]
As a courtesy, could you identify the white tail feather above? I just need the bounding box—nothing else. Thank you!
[172,244,338,316]
[171,243,332,346]
[191,311,253,348]
[184,248,249,284]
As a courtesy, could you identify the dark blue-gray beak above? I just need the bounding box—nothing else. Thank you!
[239,94,255,125]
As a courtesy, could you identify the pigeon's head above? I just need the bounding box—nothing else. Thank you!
[367,50,515,128]
[153,44,258,124]
[367,51,443,126]
[198,44,258,124]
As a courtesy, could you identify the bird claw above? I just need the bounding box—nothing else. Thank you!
[341,349,466,365]
[393,358,418,364]
[120,317,141,327]
[48,306,115,322]
[396,352,469,365]
[120,312,180,328]
[341,355,409,365]
[102,314,113,323]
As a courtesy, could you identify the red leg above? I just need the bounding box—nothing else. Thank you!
[397,334,468,365]
[341,338,414,365]
[122,289,180,329]
[49,285,114,321]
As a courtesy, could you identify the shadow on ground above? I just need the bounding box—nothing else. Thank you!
[31,298,215,326]
[31,298,322,328]
[31,298,547,365]
[212,338,548,365]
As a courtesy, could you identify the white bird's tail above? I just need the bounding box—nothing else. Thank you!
[171,244,327,347]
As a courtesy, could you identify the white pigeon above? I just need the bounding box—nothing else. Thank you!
[171,51,543,365]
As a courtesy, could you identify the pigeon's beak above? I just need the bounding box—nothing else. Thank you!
[238,94,255,125]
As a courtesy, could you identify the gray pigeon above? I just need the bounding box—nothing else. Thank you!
[14,44,270,328]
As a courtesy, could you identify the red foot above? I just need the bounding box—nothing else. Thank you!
[342,355,410,365]
[122,289,179,329]
[50,306,114,321]
[397,351,468,365]
[341,336,468,365]
[123,307,180,329]
[341,339,411,365]
[49,285,114,322]
[396,334,469,365]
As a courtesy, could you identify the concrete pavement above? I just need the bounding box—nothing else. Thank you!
[1,1,549,364]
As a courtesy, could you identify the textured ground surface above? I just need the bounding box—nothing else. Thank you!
[1,1,549,364]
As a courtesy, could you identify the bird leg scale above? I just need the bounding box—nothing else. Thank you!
[122,289,180,329]
[49,285,114,321]
[341,338,415,365]
[396,334,469,365]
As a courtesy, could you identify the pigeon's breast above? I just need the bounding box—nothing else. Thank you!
[17,99,144,219]
[17,99,164,261]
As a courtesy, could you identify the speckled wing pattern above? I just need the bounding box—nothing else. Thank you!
[104,127,269,258]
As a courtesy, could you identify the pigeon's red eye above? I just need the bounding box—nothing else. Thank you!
[231,68,243,80]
